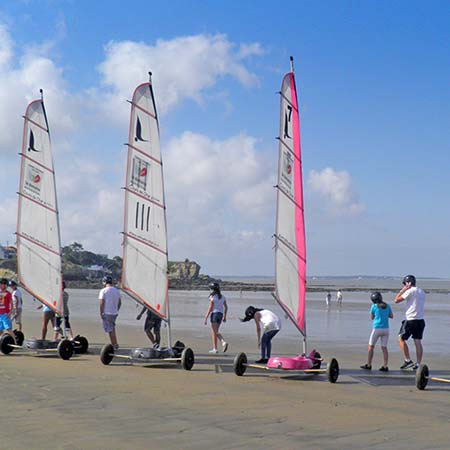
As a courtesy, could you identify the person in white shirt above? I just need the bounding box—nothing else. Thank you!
[99,276,121,350]
[9,280,23,332]
[395,274,426,370]
[203,282,228,354]
[336,290,343,307]
[241,305,281,364]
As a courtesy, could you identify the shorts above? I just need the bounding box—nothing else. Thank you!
[210,312,223,324]
[13,308,22,325]
[369,328,389,347]
[0,313,12,331]
[102,314,118,333]
[55,316,71,331]
[144,314,161,332]
[399,319,425,341]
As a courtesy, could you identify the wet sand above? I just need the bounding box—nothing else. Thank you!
[2,303,450,450]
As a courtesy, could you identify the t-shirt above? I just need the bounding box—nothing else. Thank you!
[12,289,23,309]
[370,303,392,329]
[0,290,12,314]
[259,309,281,333]
[99,286,121,315]
[401,287,425,320]
[209,294,226,314]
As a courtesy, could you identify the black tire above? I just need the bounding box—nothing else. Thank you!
[233,352,248,376]
[312,351,322,370]
[73,336,89,354]
[13,330,25,346]
[416,364,429,390]
[100,344,115,365]
[181,347,195,371]
[57,339,74,360]
[327,357,339,383]
[0,334,15,355]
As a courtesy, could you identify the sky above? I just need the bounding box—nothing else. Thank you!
[0,0,448,278]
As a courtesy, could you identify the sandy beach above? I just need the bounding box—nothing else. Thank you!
[1,287,450,450]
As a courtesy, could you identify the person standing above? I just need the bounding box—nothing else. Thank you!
[0,278,14,340]
[240,305,281,364]
[325,292,331,307]
[137,306,162,348]
[395,274,426,370]
[360,292,393,371]
[54,281,73,340]
[99,276,121,350]
[336,290,343,307]
[9,280,23,332]
[203,282,228,354]
[37,303,55,340]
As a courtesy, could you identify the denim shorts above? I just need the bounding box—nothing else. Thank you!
[210,312,223,324]
[0,313,12,331]
[102,314,118,333]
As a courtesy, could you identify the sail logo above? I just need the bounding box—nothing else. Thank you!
[24,164,43,196]
[134,116,148,142]
[130,156,149,191]
[280,150,293,192]
[28,129,40,152]
[284,105,293,140]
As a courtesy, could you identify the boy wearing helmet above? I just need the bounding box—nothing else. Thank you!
[99,276,121,350]
[395,275,426,370]
[360,292,393,371]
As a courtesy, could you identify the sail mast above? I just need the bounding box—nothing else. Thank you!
[273,56,307,352]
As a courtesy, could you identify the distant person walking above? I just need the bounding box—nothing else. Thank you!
[336,290,343,307]
[395,275,425,370]
[360,292,393,371]
[203,282,228,354]
[99,276,121,350]
[137,306,162,348]
[240,306,281,364]
[9,280,23,332]
[325,292,331,307]
[0,278,14,340]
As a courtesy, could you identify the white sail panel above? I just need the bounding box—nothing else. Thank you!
[121,82,168,318]
[274,70,306,336]
[17,99,63,314]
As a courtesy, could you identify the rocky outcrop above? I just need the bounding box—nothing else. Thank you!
[168,259,201,280]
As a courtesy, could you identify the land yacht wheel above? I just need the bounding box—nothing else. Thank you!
[181,348,195,371]
[233,352,248,376]
[57,339,73,360]
[327,358,339,383]
[100,344,115,365]
[73,335,89,354]
[0,334,15,354]
[416,364,429,390]
[13,330,24,346]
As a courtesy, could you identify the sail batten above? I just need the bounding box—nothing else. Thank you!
[16,98,63,315]
[274,66,307,337]
[121,81,169,321]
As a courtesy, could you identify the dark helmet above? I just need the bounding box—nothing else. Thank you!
[209,282,220,292]
[8,280,17,287]
[371,292,383,304]
[0,278,8,285]
[103,275,113,284]
[402,274,416,286]
[241,306,261,322]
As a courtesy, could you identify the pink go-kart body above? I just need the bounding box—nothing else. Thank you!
[267,349,318,370]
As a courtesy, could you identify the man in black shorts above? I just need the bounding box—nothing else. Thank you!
[395,275,426,370]
[137,306,161,348]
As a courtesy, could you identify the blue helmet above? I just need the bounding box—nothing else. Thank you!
[103,275,113,284]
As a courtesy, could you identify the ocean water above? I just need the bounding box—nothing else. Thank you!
[19,277,450,354]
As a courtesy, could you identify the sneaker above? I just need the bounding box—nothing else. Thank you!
[209,349,218,354]
[255,358,268,364]
[222,342,228,353]
[113,344,119,350]
[379,366,389,372]
[400,360,414,370]
[413,362,419,370]
[360,364,372,370]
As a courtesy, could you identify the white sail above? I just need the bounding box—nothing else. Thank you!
[16,95,63,315]
[121,79,169,320]
[274,59,307,338]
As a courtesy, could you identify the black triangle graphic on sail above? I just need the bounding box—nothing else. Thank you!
[28,130,39,152]
[135,117,148,142]
[284,106,292,139]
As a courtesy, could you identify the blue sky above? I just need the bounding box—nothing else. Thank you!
[0,0,448,278]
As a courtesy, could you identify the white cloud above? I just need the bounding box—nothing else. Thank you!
[95,34,263,123]
[307,167,365,216]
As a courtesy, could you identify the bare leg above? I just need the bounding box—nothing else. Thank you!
[367,345,374,366]
[414,339,423,364]
[398,336,411,361]
[109,329,118,347]
[211,322,221,350]
[381,346,388,367]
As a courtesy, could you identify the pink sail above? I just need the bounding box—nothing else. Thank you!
[274,62,306,337]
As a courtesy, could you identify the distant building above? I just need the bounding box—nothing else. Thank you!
[85,264,112,278]
[0,245,16,260]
